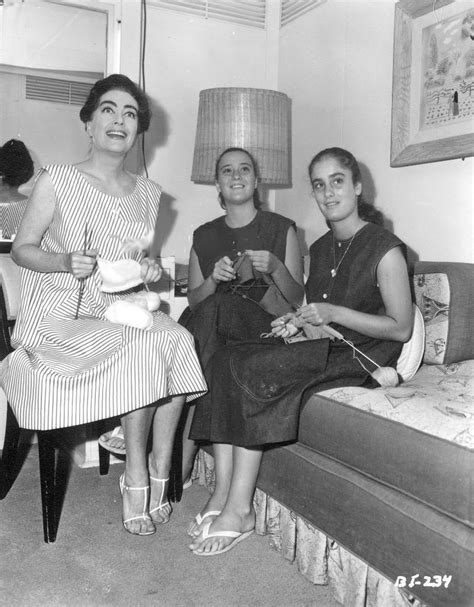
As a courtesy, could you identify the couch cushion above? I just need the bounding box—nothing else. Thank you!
[299,360,474,526]
[259,443,474,607]
[413,262,474,364]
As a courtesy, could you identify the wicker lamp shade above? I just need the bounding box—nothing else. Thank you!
[191,87,291,186]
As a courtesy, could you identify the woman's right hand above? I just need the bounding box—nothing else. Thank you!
[211,255,236,284]
[270,312,300,338]
[66,249,98,279]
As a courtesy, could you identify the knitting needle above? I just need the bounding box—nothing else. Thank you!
[279,287,382,370]
[320,324,380,368]
[74,222,88,320]
[270,278,394,383]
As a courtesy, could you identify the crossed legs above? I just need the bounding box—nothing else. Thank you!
[189,443,262,554]
[120,395,185,535]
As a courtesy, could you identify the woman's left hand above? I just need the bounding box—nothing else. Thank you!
[270,313,300,338]
[244,249,280,275]
[295,302,334,326]
[140,257,162,284]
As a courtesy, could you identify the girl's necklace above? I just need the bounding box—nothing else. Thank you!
[322,226,364,300]
[330,233,356,278]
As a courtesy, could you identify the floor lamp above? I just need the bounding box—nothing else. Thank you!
[191,87,292,187]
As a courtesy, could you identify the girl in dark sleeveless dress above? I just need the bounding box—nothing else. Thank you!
[189,147,413,556]
[179,147,304,487]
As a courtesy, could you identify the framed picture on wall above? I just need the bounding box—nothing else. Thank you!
[391,0,474,167]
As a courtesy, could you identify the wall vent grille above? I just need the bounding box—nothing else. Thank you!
[148,0,266,29]
[25,76,92,106]
[280,0,326,27]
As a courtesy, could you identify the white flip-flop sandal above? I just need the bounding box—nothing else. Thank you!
[192,521,254,556]
[98,425,126,456]
[187,510,222,537]
[183,478,193,490]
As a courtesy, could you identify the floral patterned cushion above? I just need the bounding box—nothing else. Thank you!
[319,360,474,448]
[413,262,474,365]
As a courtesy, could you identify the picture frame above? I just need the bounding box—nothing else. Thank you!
[391,0,474,167]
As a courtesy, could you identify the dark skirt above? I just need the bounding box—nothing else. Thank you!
[179,291,276,371]
[190,336,402,447]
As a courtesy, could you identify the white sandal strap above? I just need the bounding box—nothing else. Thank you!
[149,476,170,517]
[196,510,221,525]
[119,474,150,519]
[201,521,241,540]
[122,484,150,491]
[123,515,152,524]
[110,425,124,439]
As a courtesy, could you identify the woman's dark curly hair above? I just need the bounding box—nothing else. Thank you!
[0,139,34,187]
[215,147,262,210]
[79,74,151,134]
[308,147,384,225]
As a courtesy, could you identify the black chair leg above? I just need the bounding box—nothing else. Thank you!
[38,430,58,543]
[168,407,186,503]
[0,403,21,499]
[98,444,110,476]
[96,420,110,476]
[2,410,111,542]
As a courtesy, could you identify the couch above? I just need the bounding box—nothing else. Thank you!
[195,261,474,607]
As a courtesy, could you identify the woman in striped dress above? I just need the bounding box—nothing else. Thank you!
[0,74,207,536]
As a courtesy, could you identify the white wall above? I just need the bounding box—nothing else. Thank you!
[276,0,473,264]
[0,72,90,170]
[0,0,110,180]
[4,0,471,266]
[119,3,278,265]
[0,1,106,72]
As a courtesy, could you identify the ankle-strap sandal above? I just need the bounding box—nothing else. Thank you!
[149,475,172,525]
[119,473,155,536]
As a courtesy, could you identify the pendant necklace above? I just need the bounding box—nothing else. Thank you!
[322,231,357,300]
[330,232,357,278]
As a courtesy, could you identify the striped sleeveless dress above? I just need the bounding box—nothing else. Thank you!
[0,165,207,430]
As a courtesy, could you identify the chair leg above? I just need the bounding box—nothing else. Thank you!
[98,444,110,476]
[0,403,21,499]
[96,420,110,476]
[37,430,58,543]
[168,408,185,503]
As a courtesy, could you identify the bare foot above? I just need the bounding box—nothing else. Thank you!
[188,494,226,537]
[149,476,172,524]
[148,458,172,524]
[119,474,155,536]
[100,426,126,454]
[189,509,255,554]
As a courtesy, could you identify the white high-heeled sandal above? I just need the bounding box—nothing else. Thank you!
[119,473,155,536]
[149,475,172,525]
